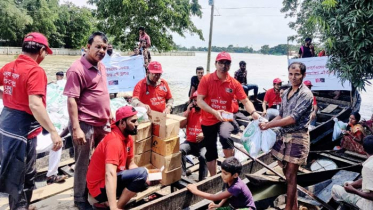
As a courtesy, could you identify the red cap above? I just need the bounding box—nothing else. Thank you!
[273,78,282,84]
[148,61,163,73]
[190,91,198,99]
[23,32,53,55]
[216,51,231,61]
[304,80,313,86]
[114,106,138,124]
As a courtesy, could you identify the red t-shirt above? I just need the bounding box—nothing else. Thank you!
[263,88,281,108]
[185,108,202,143]
[232,98,239,113]
[197,71,246,126]
[133,78,172,112]
[87,125,134,197]
[313,96,317,106]
[0,55,47,115]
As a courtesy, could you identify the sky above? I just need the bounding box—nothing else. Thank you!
[61,0,296,50]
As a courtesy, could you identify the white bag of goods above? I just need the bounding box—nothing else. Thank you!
[241,120,262,157]
[261,129,277,153]
[135,106,149,123]
[332,118,347,141]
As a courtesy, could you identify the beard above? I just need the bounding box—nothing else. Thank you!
[107,49,113,56]
[125,126,138,135]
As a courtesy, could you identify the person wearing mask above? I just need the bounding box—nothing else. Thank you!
[259,62,313,210]
[197,52,260,176]
[132,61,173,114]
[0,32,62,209]
[262,78,283,121]
[180,91,207,181]
[188,66,204,98]
[299,38,315,58]
[234,61,259,102]
[87,106,149,209]
[63,31,112,210]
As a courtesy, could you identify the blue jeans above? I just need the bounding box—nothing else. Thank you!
[94,167,148,203]
[242,84,258,97]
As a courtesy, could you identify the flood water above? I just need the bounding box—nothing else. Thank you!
[0,52,372,119]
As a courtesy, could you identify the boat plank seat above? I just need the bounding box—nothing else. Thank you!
[31,177,74,203]
[321,104,339,113]
[319,153,358,165]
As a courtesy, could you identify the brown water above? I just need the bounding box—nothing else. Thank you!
[1,53,372,119]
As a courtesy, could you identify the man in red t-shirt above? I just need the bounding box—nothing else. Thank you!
[304,80,318,126]
[180,91,207,181]
[87,106,148,209]
[197,52,260,176]
[262,78,283,120]
[0,32,62,209]
[132,61,174,114]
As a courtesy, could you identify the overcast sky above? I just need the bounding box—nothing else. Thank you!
[62,0,296,50]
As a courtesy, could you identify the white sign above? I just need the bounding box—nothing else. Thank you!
[102,55,146,93]
[288,57,351,91]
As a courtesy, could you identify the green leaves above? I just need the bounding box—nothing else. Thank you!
[282,0,373,90]
[89,0,203,51]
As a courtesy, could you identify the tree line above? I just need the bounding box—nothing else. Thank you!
[176,44,300,55]
[0,0,202,51]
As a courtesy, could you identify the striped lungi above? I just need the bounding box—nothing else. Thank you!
[271,130,310,165]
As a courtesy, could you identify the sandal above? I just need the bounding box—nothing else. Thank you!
[46,174,67,185]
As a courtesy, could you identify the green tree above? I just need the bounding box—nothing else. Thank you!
[55,3,96,48]
[88,0,204,51]
[260,45,270,54]
[0,0,32,46]
[282,0,373,89]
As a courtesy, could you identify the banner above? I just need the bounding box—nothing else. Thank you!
[102,55,146,93]
[288,57,351,91]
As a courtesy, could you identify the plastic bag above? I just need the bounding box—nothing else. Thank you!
[241,120,262,157]
[332,118,347,141]
[135,107,149,123]
[261,129,276,153]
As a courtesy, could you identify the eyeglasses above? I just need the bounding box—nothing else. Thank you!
[151,73,162,77]
[218,61,231,66]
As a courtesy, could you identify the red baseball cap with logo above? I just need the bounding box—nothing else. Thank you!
[216,51,231,61]
[148,61,163,73]
[273,78,282,84]
[114,106,138,124]
[304,80,313,86]
[23,32,53,55]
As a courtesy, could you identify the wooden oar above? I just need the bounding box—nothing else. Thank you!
[231,143,336,210]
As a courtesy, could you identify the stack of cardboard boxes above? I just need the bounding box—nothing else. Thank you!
[134,111,186,185]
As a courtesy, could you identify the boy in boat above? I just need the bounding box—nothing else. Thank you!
[189,66,204,98]
[331,135,373,209]
[187,157,256,210]
[234,61,259,102]
[132,61,174,114]
[262,78,283,121]
[180,91,207,181]
[86,106,149,209]
[259,62,313,210]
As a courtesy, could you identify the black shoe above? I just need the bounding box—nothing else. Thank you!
[74,201,93,210]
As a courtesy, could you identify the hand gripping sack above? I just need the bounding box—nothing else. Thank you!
[241,120,262,157]
[261,129,276,153]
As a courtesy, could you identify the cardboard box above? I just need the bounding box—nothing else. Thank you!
[135,136,152,155]
[133,122,152,142]
[145,164,182,185]
[134,151,151,167]
[151,152,181,172]
[151,111,180,139]
[167,114,187,127]
[152,136,179,156]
